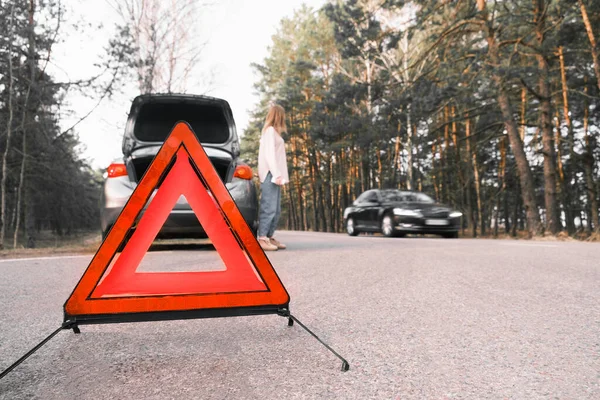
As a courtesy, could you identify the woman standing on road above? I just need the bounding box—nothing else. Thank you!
[257,103,289,251]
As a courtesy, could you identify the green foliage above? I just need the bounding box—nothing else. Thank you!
[0,0,103,247]
[246,0,600,236]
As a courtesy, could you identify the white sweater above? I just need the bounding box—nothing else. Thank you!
[258,126,289,184]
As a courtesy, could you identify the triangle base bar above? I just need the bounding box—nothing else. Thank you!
[64,304,289,326]
[62,307,350,372]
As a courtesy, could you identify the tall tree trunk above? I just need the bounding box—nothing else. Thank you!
[471,130,484,235]
[520,88,527,142]
[578,0,600,91]
[376,142,383,189]
[465,178,474,237]
[557,47,574,155]
[14,138,26,248]
[443,107,450,203]
[415,125,423,192]
[473,149,484,236]
[325,156,333,232]
[494,142,500,238]
[477,0,542,236]
[451,106,465,232]
[392,120,402,186]
[504,185,511,234]
[512,185,521,237]
[308,144,319,232]
[291,137,305,230]
[554,111,569,232]
[512,87,527,237]
[311,162,319,232]
[14,0,37,248]
[494,200,500,237]
[406,107,414,190]
[302,188,309,231]
[534,0,560,234]
[1,4,17,250]
[499,136,507,235]
[465,117,477,237]
[401,34,415,190]
[557,46,576,234]
[431,140,440,200]
[583,83,599,232]
[359,148,367,194]
[497,86,541,236]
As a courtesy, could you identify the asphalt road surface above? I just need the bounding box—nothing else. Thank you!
[0,231,598,399]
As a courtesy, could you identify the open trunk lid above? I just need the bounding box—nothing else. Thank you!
[122,94,240,185]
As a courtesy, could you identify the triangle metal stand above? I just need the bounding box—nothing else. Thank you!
[278,309,350,371]
[0,321,77,380]
[1,312,350,381]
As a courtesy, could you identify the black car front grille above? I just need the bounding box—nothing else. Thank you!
[421,209,450,218]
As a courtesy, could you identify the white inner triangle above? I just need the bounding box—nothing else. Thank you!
[130,193,229,273]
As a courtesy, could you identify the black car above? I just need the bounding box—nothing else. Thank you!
[343,189,462,238]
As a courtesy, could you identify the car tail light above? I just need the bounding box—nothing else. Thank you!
[233,165,253,180]
[107,163,127,178]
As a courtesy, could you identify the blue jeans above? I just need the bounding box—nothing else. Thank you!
[258,172,281,237]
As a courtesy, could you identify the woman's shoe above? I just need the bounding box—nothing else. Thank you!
[258,238,278,251]
[269,237,286,250]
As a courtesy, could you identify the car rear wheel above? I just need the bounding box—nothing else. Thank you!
[381,215,395,237]
[346,218,359,236]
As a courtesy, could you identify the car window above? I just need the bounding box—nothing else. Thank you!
[414,193,434,203]
[380,190,406,202]
[134,102,230,143]
[364,191,378,203]
[403,193,435,203]
[379,190,434,203]
[355,190,378,204]
[354,192,368,204]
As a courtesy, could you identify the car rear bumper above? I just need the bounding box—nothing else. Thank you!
[101,178,258,237]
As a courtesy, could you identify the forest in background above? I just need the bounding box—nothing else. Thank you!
[0,0,204,249]
[241,0,600,238]
[1,0,599,249]
[0,1,104,249]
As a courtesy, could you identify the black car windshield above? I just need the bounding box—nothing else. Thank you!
[409,193,435,203]
[380,190,435,203]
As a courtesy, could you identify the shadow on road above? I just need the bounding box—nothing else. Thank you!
[147,241,216,252]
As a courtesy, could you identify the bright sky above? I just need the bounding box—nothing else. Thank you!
[52,0,327,169]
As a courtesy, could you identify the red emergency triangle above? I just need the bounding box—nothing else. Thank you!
[64,122,289,321]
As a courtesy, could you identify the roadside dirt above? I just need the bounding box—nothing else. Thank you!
[0,232,101,259]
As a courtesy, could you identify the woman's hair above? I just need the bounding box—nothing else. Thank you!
[262,104,287,134]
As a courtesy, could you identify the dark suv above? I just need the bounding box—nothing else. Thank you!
[100,94,258,239]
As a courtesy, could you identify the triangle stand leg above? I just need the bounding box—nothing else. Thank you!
[0,321,77,381]
[278,309,350,372]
